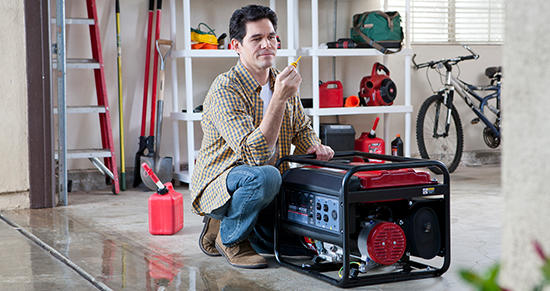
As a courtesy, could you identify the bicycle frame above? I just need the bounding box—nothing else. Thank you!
[439,68,501,138]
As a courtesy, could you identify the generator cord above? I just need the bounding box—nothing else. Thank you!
[0,212,113,291]
[338,261,362,278]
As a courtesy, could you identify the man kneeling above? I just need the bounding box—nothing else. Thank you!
[190,4,333,269]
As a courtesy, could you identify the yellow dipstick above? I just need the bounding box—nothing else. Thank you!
[291,56,302,68]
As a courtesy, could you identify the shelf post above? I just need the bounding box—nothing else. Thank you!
[405,54,412,157]
[169,0,180,175]
[311,0,320,134]
[287,0,295,66]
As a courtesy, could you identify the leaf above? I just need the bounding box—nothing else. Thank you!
[481,280,502,291]
[542,259,550,280]
[487,264,500,282]
[460,269,484,287]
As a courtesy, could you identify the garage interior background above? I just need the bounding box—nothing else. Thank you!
[4,1,550,290]
[42,0,501,173]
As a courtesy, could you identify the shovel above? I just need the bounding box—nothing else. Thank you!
[133,0,156,188]
[140,39,173,190]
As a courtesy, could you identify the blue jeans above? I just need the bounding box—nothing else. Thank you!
[209,164,312,256]
[209,165,281,246]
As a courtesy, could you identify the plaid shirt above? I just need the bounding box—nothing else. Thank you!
[190,61,321,215]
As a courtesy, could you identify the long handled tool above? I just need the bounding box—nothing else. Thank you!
[133,0,155,187]
[141,39,173,191]
[149,0,163,141]
[115,0,126,190]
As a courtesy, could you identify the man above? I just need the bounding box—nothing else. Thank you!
[190,4,334,269]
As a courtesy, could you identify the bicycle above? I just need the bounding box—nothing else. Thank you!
[412,45,502,173]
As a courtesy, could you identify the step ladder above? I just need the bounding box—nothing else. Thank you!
[54,0,120,205]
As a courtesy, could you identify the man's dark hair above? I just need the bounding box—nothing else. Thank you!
[229,5,278,43]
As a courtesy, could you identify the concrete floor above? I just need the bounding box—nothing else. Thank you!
[0,165,501,290]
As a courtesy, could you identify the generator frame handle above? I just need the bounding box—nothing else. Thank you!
[274,151,451,288]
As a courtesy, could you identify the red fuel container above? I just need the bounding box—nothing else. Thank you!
[148,182,183,235]
[319,81,344,108]
[355,117,385,163]
[355,133,385,161]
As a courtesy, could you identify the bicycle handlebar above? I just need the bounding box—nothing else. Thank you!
[412,45,479,70]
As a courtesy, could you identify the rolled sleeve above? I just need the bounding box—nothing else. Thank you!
[242,127,271,165]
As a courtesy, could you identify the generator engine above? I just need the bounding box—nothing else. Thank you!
[304,219,406,271]
[357,220,406,266]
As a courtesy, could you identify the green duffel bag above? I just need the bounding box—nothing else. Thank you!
[350,11,404,54]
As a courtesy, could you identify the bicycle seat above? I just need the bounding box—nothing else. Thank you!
[485,66,502,79]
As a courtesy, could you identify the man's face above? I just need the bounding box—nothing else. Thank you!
[234,18,277,71]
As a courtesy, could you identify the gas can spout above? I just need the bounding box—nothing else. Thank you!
[368,117,380,138]
[141,162,168,194]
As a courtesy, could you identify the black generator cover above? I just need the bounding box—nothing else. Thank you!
[405,203,442,259]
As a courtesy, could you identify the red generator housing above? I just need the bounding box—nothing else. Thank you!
[360,63,397,106]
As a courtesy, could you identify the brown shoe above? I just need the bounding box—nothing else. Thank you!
[215,232,268,269]
[199,217,220,257]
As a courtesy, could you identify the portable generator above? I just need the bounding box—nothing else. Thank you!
[274,152,450,288]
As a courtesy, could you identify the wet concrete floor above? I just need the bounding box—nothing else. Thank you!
[0,165,501,290]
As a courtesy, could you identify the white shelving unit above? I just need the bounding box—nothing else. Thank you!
[168,0,299,183]
[167,0,411,183]
[306,0,412,157]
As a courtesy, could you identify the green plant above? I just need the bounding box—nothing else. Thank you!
[460,240,550,291]
[533,241,550,291]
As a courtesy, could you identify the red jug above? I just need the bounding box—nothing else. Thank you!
[148,182,183,235]
[355,117,385,163]
[319,81,344,108]
[142,163,184,235]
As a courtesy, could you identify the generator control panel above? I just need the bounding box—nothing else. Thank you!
[285,189,340,234]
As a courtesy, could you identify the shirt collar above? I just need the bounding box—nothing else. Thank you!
[234,61,277,96]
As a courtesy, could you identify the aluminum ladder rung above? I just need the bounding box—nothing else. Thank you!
[50,18,95,25]
[55,149,112,160]
[53,106,106,114]
[52,58,100,69]
[89,157,114,180]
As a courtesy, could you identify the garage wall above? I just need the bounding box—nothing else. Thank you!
[58,0,502,171]
[0,0,30,209]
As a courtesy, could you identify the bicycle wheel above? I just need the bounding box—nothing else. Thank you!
[416,94,464,173]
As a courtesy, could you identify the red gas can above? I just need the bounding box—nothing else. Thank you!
[148,182,184,235]
[319,81,344,108]
[142,163,184,235]
[355,117,385,163]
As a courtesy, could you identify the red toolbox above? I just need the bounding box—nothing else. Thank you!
[319,81,344,108]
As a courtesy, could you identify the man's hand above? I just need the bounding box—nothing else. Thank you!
[306,144,334,161]
[261,65,302,149]
[273,65,302,102]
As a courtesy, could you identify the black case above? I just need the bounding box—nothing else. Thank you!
[320,124,356,152]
